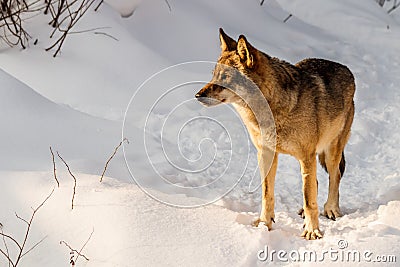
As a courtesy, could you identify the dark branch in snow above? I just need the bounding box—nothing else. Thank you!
[0,188,54,267]
[387,0,400,13]
[283,14,292,23]
[0,224,11,267]
[0,0,39,48]
[67,26,118,41]
[50,146,59,187]
[94,31,118,41]
[377,0,386,7]
[94,0,102,11]
[100,138,129,182]
[0,0,110,56]
[56,151,77,209]
[60,227,93,264]
[164,0,171,12]
[76,227,93,262]
[45,0,103,57]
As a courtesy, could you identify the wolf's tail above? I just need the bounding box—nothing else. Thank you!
[318,152,346,177]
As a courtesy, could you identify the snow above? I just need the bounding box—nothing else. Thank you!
[0,0,399,266]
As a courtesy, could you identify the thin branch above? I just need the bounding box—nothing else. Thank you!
[15,213,34,264]
[20,235,48,258]
[0,233,22,251]
[164,0,171,12]
[76,227,93,263]
[56,152,77,209]
[14,188,55,266]
[33,187,55,213]
[0,188,53,266]
[94,0,103,11]
[50,146,59,187]
[14,213,29,226]
[46,0,99,57]
[283,14,292,23]
[260,0,265,6]
[61,26,119,43]
[100,138,129,182]
[94,31,118,41]
[0,248,15,267]
[68,26,110,34]
[388,1,400,13]
[60,240,89,261]
[0,0,40,49]
[0,225,11,267]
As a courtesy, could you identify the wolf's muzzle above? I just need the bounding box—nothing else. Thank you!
[195,92,221,107]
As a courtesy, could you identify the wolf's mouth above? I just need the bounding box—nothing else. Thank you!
[195,96,224,107]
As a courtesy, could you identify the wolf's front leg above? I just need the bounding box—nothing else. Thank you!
[299,155,323,240]
[253,150,278,230]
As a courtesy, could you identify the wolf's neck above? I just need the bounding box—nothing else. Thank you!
[260,58,300,114]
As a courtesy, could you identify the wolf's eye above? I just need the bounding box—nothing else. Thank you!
[220,73,227,80]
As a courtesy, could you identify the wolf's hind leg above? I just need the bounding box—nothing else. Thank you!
[323,141,345,220]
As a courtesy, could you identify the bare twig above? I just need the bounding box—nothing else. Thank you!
[45,0,100,57]
[0,188,54,267]
[0,232,22,251]
[68,25,110,34]
[60,240,89,261]
[94,31,118,41]
[20,235,47,258]
[76,227,93,262]
[1,0,107,55]
[0,224,11,267]
[388,0,400,13]
[260,0,265,6]
[56,151,77,209]
[0,0,43,48]
[49,146,59,187]
[283,14,292,23]
[377,0,386,7]
[94,0,102,11]
[0,248,14,267]
[67,26,118,41]
[60,228,93,263]
[164,0,171,12]
[100,138,129,182]
[15,188,54,266]
[14,213,29,225]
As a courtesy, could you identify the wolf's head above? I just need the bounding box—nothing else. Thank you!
[196,28,262,107]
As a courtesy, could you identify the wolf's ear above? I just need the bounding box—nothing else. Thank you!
[237,35,254,68]
[219,28,236,52]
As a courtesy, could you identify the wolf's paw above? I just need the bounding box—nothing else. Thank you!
[252,216,275,230]
[298,208,305,219]
[301,228,323,240]
[301,210,323,240]
[323,203,342,221]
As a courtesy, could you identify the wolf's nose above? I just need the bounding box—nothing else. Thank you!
[195,93,201,98]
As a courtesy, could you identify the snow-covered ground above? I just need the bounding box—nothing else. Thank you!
[0,0,399,266]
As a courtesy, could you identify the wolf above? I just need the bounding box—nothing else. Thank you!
[195,28,355,240]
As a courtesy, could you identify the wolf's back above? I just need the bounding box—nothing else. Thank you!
[295,58,355,116]
[296,58,355,99]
